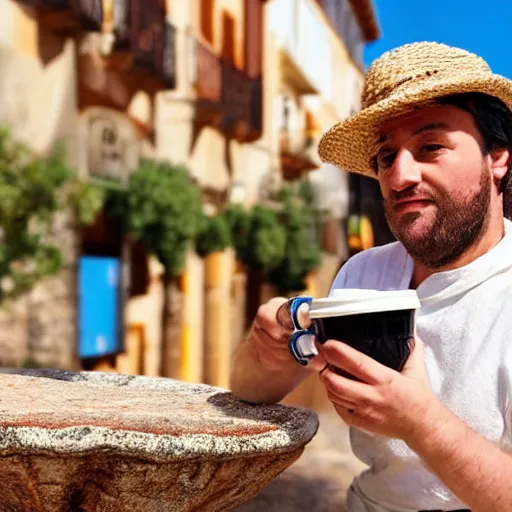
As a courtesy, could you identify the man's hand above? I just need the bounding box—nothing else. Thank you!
[318,337,438,440]
[320,339,512,512]
[230,297,323,404]
[251,297,326,372]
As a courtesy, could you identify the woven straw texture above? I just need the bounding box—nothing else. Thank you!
[318,42,512,178]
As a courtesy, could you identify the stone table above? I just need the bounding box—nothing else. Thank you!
[0,369,318,511]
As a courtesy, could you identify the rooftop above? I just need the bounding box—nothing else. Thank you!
[349,0,380,42]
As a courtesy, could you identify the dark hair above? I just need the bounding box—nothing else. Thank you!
[437,92,512,219]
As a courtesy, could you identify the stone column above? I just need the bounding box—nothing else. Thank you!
[203,249,234,388]
[179,250,205,383]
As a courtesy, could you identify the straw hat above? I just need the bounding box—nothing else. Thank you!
[318,42,512,178]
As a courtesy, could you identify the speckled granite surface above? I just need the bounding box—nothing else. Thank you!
[0,369,318,511]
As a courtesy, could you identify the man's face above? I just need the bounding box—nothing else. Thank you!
[376,104,492,268]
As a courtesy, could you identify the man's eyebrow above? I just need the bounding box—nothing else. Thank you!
[377,122,450,144]
[412,122,450,136]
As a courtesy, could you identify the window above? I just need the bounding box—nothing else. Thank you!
[244,0,262,78]
[222,10,235,64]
[201,0,215,44]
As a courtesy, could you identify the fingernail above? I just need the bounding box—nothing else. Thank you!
[297,303,311,328]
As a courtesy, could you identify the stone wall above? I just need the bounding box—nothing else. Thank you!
[0,210,80,370]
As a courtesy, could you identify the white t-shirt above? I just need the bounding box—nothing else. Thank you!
[329,218,512,512]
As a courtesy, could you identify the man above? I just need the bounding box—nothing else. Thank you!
[230,42,512,512]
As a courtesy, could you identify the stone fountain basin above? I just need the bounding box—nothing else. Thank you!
[0,369,318,511]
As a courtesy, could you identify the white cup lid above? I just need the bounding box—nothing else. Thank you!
[309,289,421,319]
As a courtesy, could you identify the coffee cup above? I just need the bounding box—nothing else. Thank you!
[288,289,421,374]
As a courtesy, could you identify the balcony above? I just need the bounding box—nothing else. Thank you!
[193,40,262,141]
[111,0,176,87]
[131,0,163,71]
[268,0,333,99]
[131,19,177,89]
[196,41,222,103]
[17,0,69,7]
[72,0,102,30]
[15,0,176,89]
[22,0,103,32]
[279,130,319,181]
[221,62,262,138]
[42,0,69,7]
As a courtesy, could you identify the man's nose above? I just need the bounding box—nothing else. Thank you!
[387,149,422,192]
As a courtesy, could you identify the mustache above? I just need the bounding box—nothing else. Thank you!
[388,185,435,204]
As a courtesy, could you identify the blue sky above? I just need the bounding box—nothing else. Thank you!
[364,0,512,78]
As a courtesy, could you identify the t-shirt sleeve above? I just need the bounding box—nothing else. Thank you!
[328,261,349,296]
[501,347,512,441]
[328,253,365,296]
[329,243,411,295]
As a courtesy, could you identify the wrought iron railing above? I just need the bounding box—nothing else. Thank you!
[192,40,262,133]
[129,0,176,88]
[16,0,70,8]
[162,22,177,88]
[249,78,263,132]
[71,0,102,30]
[196,41,222,103]
[22,0,102,29]
[221,61,253,125]
[111,0,130,49]
[40,0,70,8]
[130,0,165,73]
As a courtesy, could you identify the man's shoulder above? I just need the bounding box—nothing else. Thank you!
[347,241,405,268]
[330,241,408,293]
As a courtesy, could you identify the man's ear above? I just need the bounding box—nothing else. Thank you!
[489,147,510,182]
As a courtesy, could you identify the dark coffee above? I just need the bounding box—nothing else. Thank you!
[311,309,416,374]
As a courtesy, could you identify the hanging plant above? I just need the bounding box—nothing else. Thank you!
[0,128,105,304]
[106,158,203,275]
[195,213,232,258]
[298,176,315,204]
[68,181,106,227]
[268,186,322,294]
[241,205,286,271]
[223,204,252,260]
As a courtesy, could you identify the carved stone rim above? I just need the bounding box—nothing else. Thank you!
[0,369,319,462]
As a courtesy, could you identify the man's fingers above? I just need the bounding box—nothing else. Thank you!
[252,326,294,370]
[296,303,312,329]
[307,353,327,372]
[275,299,312,330]
[274,299,295,331]
[257,298,291,339]
[326,390,358,411]
[321,364,370,399]
[403,336,427,376]
[318,340,393,385]
[253,325,282,349]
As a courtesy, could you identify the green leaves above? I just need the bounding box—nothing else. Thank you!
[267,184,322,294]
[106,159,203,275]
[194,181,323,294]
[195,214,232,258]
[0,129,103,304]
[242,205,286,271]
[69,182,106,226]
[0,126,325,303]
[223,204,251,257]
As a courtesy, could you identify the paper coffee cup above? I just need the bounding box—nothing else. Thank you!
[309,289,421,373]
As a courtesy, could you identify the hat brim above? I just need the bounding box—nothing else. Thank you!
[318,74,512,178]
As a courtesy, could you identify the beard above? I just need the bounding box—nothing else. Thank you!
[384,165,491,269]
